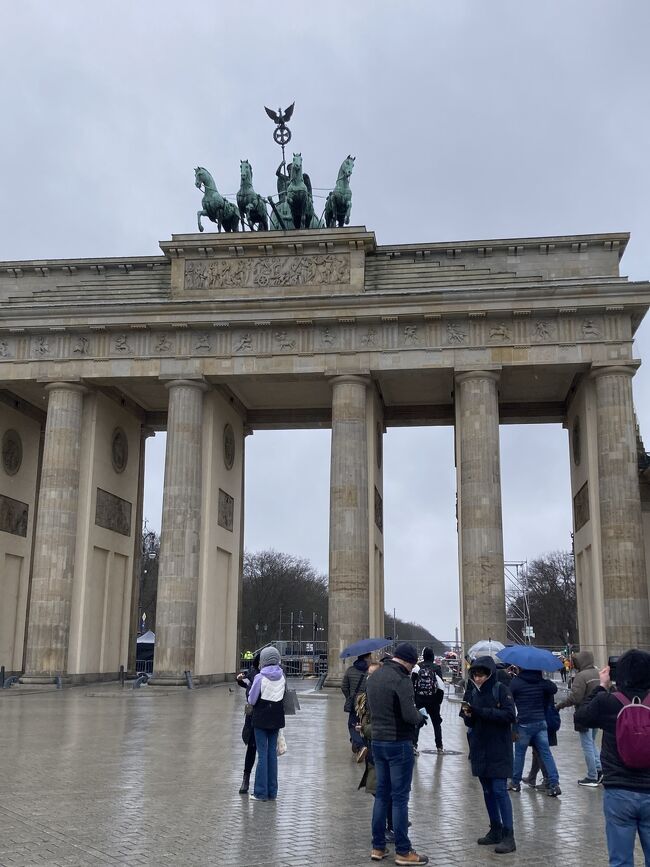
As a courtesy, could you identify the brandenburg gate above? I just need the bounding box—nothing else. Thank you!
[1,226,650,684]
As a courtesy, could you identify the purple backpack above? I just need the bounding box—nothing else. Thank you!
[613,691,650,769]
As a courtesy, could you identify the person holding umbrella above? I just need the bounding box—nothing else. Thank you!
[340,638,392,761]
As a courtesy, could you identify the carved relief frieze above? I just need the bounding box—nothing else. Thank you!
[193,333,212,352]
[531,320,554,342]
[73,335,90,355]
[154,334,174,353]
[374,486,383,533]
[184,254,349,291]
[274,330,296,351]
[581,318,602,339]
[32,336,50,356]
[446,322,466,344]
[0,338,12,358]
[113,334,132,354]
[573,481,589,531]
[95,487,132,536]
[403,325,419,346]
[488,322,511,342]
[234,332,254,353]
[218,488,234,531]
[2,429,22,476]
[0,494,28,537]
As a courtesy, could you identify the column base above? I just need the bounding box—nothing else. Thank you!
[324,674,344,689]
[20,674,69,685]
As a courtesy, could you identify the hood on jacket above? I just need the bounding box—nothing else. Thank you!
[516,668,544,682]
[259,664,284,680]
[572,650,595,671]
[616,649,650,690]
[469,655,497,678]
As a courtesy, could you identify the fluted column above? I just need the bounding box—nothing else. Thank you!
[151,379,207,684]
[455,370,506,652]
[327,375,370,686]
[22,382,86,681]
[592,365,650,652]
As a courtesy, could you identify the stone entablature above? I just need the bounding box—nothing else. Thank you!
[0,311,634,366]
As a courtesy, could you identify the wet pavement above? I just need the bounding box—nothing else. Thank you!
[0,679,630,866]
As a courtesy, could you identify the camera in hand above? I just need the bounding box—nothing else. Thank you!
[608,655,620,683]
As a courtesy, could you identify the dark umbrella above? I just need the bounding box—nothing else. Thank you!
[340,637,392,659]
[496,645,563,671]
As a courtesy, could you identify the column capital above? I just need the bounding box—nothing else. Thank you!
[590,361,641,381]
[43,381,88,396]
[162,378,210,393]
[328,374,372,389]
[454,369,501,386]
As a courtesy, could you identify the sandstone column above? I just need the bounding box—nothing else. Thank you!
[22,382,86,681]
[151,379,207,684]
[327,375,370,686]
[592,365,650,651]
[455,370,506,652]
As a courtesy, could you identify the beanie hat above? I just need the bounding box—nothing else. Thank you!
[393,642,418,665]
[260,645,281,667]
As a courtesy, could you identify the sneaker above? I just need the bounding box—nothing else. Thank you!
[577,777,599,787]
[522,776,537,788]
[597,770,604,784]
[356,745,368,763]
[371,849,389,861]
[507,782,521,792]
[249,793,267,801]
[547,784,562,797]
[395,852,429,866]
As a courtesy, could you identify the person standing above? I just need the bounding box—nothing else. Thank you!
[247,646,286,801]
[342,652,371,760]
[366,643,429,865]
[556,650,603,786]
[413,647,444,753]
[574,649,650,867]
[508,667,562,796]
[461,656,517,854]
[236,651,260,794]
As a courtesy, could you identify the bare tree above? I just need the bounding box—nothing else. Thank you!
[507,550,577,647]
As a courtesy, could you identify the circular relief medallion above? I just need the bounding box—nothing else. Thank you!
[2,429,22,476]
[572,416,581,466]
[223,423,235,470]
[376,421,383,469]
[111,427,128,474]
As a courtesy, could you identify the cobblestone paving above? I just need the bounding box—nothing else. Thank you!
[0,680,635,866]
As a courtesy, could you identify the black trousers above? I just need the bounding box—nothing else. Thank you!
[415,695,444,749]
[244,729,257,774]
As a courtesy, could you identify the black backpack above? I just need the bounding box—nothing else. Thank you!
[416,664,435,697]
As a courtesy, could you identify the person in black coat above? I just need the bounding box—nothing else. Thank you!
[236,652,260,794]
[575,649,650,867]
[508,668,561,796]
[460,655,517,854]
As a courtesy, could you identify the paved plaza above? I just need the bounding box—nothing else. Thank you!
[0,680,630,866]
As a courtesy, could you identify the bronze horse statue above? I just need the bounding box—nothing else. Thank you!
[194,166,239,232]
[237,160,268,231]
[325,155,355,228]
[286,153,315,230]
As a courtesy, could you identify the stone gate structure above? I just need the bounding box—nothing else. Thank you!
[1,227,650,685]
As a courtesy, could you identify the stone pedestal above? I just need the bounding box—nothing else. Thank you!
[326,375,370,686]
[455,370,506,653]
[22,382,86,681]
[592,365,650,651]
[150,379,207,685]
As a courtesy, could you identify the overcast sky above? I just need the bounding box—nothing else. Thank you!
[2,2,650,643]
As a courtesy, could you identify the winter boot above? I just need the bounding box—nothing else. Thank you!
[477,823,503,845]
[238,771,250,794]
[494,829,516,854]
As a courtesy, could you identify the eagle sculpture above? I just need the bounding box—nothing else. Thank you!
[264,102,295,126]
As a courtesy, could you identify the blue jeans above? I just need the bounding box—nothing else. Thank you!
[372,740,414,855]
[348,710,365,751]
[579,728,602,780]
[479,777,513,830]
[512,720,559,787]
[253,728,279,799]
[603,788,650,867]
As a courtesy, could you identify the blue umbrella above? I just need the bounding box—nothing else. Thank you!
[496,644,563,671]
[340,637,392,659]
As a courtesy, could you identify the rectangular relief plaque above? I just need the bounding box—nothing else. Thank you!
[375,486,383,533]
[185,254,350,291]
[95,488,132,536]
[573,481,590,532]
[218,488,234,532]
[0,494,28,537]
